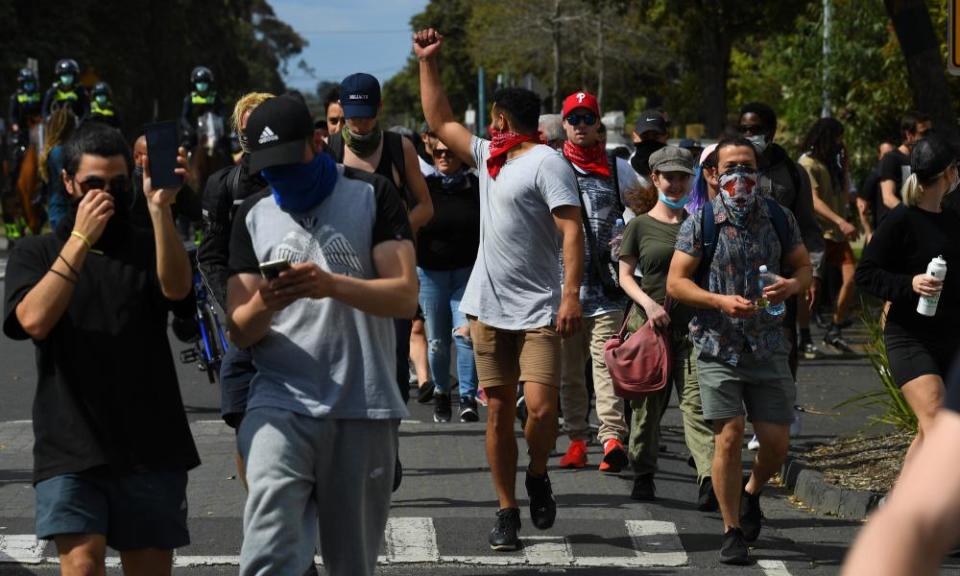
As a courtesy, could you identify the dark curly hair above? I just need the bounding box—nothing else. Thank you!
[491,88,541,135]
[802,117,844,164]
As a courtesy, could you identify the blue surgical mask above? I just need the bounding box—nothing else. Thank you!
[23,82,35,92]
[195,82,209,93]
[658,191,689,210]
[261,152,339,213]
[95,94,108,106]
[59,74,74,87]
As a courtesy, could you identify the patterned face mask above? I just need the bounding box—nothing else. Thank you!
[718,165,759,226]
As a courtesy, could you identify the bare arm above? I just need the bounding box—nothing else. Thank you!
[144,148,193,300]
[856,197,873,242]
[666,250,757,319]
[226,273,275,349]
[880,179,901,210]
[809,175,858,241]
[401,137,434,234]
[415,29,475,168]
[16,189,115,340]
[553,205,583,337]
[618,256,669,329]
[841,411,960,576]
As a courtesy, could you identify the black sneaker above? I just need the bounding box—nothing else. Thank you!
[697,477,719,512]
[740,488,763,542]
[459,396,479,422]
[488,508,521,551]
[434,393,452,423]
[823,326,854,354]
[417,381,435,404]
[525,471,557,529]
[719,528,752,565]
[630,473,656,501]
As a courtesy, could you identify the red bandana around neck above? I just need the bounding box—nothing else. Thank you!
[563,140,610,177]
[486,131,539,179]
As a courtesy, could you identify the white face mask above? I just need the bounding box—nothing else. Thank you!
[746,134,768,155]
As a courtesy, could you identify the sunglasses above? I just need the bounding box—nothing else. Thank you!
[432,148,455,158]
[75,175,131,196]
[737,124,765,136]
[565,112,597,127]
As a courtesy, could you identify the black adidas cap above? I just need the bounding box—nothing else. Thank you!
[244,94,315,173]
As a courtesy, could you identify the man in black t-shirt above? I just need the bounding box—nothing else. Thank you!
[877,112,931,226]
[2,123,199,572]
[856,140,895,244]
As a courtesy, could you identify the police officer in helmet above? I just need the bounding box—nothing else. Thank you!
[41,59,89,120]
[86,81,120,129]
[179,66,225,150]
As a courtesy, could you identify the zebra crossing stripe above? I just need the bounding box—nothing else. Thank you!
[384,517,440,563]
[759,559,794,576]
[0,519,734,569]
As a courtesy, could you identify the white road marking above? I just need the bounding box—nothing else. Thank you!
[759,559,794,576]
[624,519,689,567]
[384,517,440,563]
[522,535,573,565]
[0,535,44,564]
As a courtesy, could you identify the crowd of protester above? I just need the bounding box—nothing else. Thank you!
[1,27,959,576]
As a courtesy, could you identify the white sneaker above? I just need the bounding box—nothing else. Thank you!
[747,434,760,451]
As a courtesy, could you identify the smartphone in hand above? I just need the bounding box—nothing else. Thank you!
[259,259,291,280]
[143,121,181,189]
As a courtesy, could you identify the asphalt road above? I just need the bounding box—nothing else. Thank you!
[1,257,958,575]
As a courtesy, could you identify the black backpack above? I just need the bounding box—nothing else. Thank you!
[328,130,410,205]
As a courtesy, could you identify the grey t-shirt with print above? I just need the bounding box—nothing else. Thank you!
[229,165,412,420]
[460,136,580,330]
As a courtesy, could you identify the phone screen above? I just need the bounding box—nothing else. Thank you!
[143,121,181,189]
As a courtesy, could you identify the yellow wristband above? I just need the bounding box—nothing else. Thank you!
[70,231,92,250]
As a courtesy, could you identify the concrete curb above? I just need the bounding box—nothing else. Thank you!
[780,454,882,520]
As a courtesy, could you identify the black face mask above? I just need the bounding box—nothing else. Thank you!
[631,140,667,177]
[69,176,134,248]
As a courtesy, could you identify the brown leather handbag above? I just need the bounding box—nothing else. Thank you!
[603,301,672,400]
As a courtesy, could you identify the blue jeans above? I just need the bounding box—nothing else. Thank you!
[417,266,477,398]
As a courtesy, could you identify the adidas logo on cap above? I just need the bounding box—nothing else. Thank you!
[258,126,279,145]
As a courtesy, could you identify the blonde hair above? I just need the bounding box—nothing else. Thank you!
[232,92,274,132]
[39,108,77,183]
[901,169,948,207]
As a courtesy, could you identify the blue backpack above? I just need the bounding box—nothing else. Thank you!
[695,197,790,287]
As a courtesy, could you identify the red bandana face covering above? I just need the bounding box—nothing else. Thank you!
[563,140,610,177]
[487,130,539,179]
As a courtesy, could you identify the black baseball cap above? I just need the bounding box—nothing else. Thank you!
[244,94,314,173]
[911,131,955,181]
[634,109,668,136]
[340,73,381,119]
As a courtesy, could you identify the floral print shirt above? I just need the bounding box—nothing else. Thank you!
[675,195,802,366]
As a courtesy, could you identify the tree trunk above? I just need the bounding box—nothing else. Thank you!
[699,16,731,138]
[884,0,960,148]
[551,0,562,112]
[597,20,605,108]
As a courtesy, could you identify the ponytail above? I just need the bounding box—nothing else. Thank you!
[900,173,921,207]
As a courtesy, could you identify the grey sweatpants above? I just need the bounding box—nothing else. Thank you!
[237,407,399,576]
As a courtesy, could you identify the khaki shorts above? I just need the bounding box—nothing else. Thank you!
[468,317,561,389]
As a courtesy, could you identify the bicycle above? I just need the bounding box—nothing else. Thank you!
[179,249,228,383]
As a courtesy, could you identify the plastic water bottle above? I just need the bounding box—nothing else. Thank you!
[758,265,785,316]
[609,218,625,261]
[917,256,947,317]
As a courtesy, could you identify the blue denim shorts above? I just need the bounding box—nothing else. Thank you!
[35,467,189,551]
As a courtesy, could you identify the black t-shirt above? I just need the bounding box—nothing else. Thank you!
[855,204,960,337]
[858,167,882,230]
[2,219,200,483]
[416,173,480,271]
[877,149,911,226]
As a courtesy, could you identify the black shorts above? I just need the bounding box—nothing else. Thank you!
[884,324,960,388]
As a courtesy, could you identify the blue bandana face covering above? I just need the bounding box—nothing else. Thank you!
[262,152,339,213]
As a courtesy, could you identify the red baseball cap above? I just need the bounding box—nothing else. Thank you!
[562,91,600,117]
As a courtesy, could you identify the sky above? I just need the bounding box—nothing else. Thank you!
[270,0,430,93]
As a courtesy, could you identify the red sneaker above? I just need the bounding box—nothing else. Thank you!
[559,439,588,469]
[599,439,628,473]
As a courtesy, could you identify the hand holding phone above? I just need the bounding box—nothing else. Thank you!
[143,121,182,190]
[259,259,291,280]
